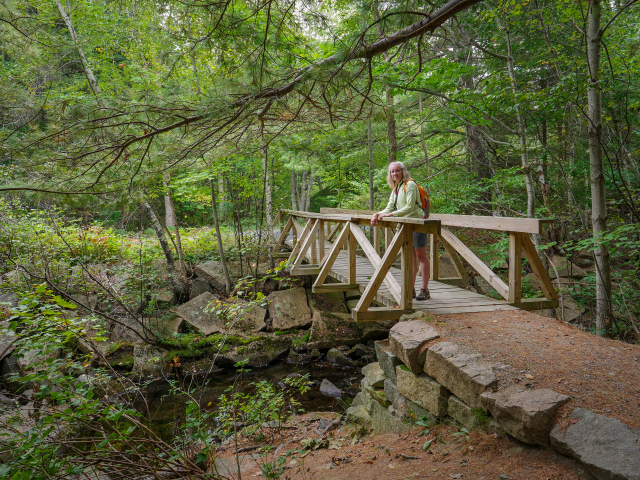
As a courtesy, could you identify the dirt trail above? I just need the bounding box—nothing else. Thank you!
[431,309,640,429]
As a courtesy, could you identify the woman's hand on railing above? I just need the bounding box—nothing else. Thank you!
[371,212,392,226]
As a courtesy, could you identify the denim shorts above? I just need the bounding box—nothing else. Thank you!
[413,232,428,249]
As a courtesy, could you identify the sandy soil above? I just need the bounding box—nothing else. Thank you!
[430,309,640,429]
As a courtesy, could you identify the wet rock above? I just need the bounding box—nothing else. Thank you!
[190,277,212,299]
[193,260,235,292]
[287,351,310,365]
[424,342,497,409]
[389,320,439,374]
[374,340,402,383]
[348,343,372,359]
[482,387,570,446]
[267,287,312,331]
[307,311,387,350]
[307,291,348,315]
[361,362,386,388]
[132,344,167,376]
[174,292,225,335]
[320,379,342,398]
[309,349,322,360]
[550,408,640,480]
[396,366,449,417]
[326,348,355,368]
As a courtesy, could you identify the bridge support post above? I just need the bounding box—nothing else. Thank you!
[509,232,523,304]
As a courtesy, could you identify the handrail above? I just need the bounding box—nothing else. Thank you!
[318,207,553,235]
[273,208,559,321]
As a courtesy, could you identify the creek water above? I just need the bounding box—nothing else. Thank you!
[134,359,363,442]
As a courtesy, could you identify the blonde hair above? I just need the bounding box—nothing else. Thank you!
[386,161,412,189]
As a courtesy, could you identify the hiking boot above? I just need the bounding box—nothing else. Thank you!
[416,289,430,301]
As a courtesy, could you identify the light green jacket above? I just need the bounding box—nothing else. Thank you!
[380,180,423,218]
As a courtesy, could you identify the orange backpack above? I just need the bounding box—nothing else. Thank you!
[404,181,431,219]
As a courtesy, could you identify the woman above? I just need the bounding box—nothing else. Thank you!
[370,161,431,301]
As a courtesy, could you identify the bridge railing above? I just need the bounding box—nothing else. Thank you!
[273,208,557,321]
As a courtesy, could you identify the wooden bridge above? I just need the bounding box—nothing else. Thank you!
[272,208,559,321]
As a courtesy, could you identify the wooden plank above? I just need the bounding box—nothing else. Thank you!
[348,227,357,285]
[429,213,553,235]
[439,227,510,300]
[374,226,381,255]
[287,218,313,264]
[290,219,320,272]
[508,232,523,303]
[318,220,325,264]
[327,222,342,242]
[400,225,414,310]
[437,277,468,286]
[511,298,560,310]
[417,305,519,314]
[273,217,294,254]
[430,234,440,280]
[273,252,291,258]
[312,283,360,293]
[313,223,350,287]
[352,307,414,322]
[440,235,467,280]
[521,234,559,300]
[349,223,402,304]
[355,226,405,312]
[291,265,321,275]
[318,208,553,234]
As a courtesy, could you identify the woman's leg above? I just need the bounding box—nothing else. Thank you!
[415,245,430,291]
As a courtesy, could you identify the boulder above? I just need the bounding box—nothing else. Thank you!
[213,455,261,478]
[320,379,342,398]
[0,324,16,360]
[374,340,402,383]
[482,387,570,446]
[148,315,183,337]
[174,292,226,336]
[193,260,234,292]
[0,293,19,308]
[346,299,359,312]
[307,311,387,350]
[307,291,348,315]
[448,395,480,428]
[550,408,640,480]
[424,342,498,409]
[132,344,167,377]
[214,335,291,368]
[348,343,373,359]
[326,348,355,368]
[389,320,440,374]
[70,294,99,310]
[396,366,449,417]
[361,362,386,388]
[344,290,362,301]
[223,297,267,333]
[548,256,587,280]
[558,295,585,323]
[346,405,372,427]
[190,277,212,299]
[267,287,312,331]
[151,288,176,309]
[370,401,411,434]
[387,378,438,424]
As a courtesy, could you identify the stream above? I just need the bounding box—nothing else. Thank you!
[133,359,363,442]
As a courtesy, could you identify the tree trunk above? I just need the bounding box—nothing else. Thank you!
[162,173,186,280]
[142,199,188,301]
[418,94,431,193]
[210,179,231,295]
[368,118,375,209]
[587,0,613,336]
[164,173,177,229]
[55,0,105,108]
[291,170,298,210]
[305,170,314,212]
[503,17,536,222]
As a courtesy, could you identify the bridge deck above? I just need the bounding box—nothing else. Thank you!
[283,236,517,315]
[327,244,518,314]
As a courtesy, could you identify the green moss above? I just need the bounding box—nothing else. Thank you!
[470,407,490,425]
[106,341,133,355]
[113,354,134,370]
[399,364,411,372]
